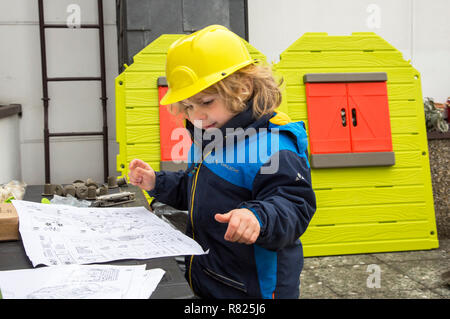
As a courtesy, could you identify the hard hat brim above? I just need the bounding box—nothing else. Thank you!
[160,59,257,106]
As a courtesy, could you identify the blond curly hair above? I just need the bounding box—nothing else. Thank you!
[170,62,283,120]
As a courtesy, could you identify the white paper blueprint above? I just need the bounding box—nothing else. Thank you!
[0,264,165,299]
[12,200,206,267]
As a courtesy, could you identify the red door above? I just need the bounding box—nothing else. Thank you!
[158,84,191,162]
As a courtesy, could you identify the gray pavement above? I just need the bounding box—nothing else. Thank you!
[299,238,450,299]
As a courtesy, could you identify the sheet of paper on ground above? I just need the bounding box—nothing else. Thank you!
[0,264,165,299]
[12,200,206,267]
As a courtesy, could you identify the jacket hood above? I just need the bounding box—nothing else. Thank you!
[185,99,271,145]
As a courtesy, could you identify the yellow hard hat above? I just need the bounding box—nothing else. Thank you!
[160,25,255,105]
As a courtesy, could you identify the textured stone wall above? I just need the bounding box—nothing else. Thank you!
[428,138,450,239]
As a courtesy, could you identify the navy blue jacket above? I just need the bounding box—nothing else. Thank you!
[148,104,316,299]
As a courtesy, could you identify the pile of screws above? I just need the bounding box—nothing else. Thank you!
[42,176,127,200]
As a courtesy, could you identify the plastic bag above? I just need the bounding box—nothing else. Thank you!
[0,180,27,203]
[50,194,91,208]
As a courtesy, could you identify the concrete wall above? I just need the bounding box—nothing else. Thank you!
[0,0,118,185]
[248,0,450,102]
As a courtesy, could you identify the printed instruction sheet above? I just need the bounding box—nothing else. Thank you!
[0,264,165,299]
[12,200,206,267]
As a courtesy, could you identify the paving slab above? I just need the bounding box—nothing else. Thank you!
[349,287,443,299]
[433,286,450,298]
[300,270,339,299]
[311,263,427,297]
[304,254,380,270]
[390,259,450,292]
[370,246,448,263]
[299,239,449,299]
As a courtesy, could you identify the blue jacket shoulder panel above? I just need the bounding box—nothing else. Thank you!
[269,120,310,167]
[200,120,310,190]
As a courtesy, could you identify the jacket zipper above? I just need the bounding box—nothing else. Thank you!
[188,162,202,292]
[187,146,215,293]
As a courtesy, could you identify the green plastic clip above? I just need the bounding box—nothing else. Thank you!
[4,196,14,203]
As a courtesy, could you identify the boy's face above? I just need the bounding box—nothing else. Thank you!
[182,93,234,130]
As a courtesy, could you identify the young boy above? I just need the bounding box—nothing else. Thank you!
[128,25,316,299]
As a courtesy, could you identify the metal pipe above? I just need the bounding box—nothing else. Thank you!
[43,24,100,29]
[38,0,51,183]
[47,77,102,81]
[98,0,109,183]
[49,132,104,137]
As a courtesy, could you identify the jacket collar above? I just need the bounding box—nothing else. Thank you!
[186,99,274,149]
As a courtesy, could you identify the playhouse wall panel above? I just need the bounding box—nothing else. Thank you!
[391,135,422,151]
[314,185,425,207]
[132,54,167,68]
[285,33,397,52]
[278,52,410,68]
[390,117,419,134]
[310,203,427,225]
[125,89,159,107]
[388,101,418,117]
[281,68,417,87]
[125,144,160,162]
[311,167,424,189]
[115,31,438,257]
[275,32,438,256]
[126,125,159,144]
[125,107,159,126]
[287,104,308,121]
[303,239,437,257]
[302,221,431,245]
[125,72,163,89]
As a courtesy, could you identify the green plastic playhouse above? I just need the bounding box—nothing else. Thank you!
[115,32,438,257]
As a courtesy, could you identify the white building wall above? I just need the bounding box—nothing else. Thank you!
[248,0,450,102]
[0,115,21,183]
[0,0,118,185]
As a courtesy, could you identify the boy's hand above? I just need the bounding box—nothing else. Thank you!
[214,208,260,245]
[128,159,156,191]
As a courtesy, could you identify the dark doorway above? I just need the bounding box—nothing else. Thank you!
[116,0,248,73]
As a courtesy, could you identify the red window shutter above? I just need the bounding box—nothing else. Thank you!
[346,82,393,152]
[305,82,352,154]
[304,73,395,168]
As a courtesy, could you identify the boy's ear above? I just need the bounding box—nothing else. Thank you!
[240,78,254,100]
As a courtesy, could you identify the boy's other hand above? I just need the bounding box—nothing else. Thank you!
[214,209,260,245]
[128,159,156,191]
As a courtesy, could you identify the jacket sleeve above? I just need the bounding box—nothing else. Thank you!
[239,150,316,251]
[147,169,190,211]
